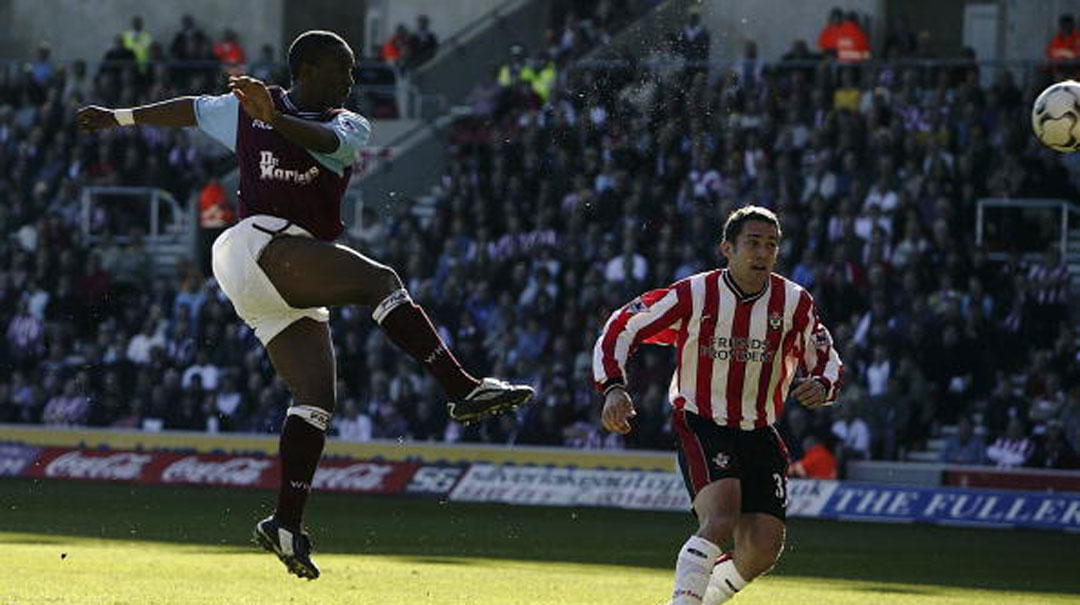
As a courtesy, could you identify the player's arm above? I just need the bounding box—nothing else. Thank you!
[791,291,844,409]
[229,75,339,153]
[592,282,690,434]
[77,97,197,133]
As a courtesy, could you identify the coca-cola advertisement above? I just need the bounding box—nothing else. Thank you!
[16,446,420,496]
[313,459,418,493]
[26,448,158,482]
[160,455,276,488]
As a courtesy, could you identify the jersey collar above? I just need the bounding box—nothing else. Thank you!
[281,91,326,119]
[722,269,769,304]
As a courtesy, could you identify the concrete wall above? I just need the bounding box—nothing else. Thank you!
[2,0,284,62]
[699,0,885,63]
[364,0,508,56]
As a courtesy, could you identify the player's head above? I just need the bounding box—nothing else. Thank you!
[288,30,355,106]
[721,205,781,289]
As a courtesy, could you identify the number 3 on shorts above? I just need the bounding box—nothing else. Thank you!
[773,472,787,506]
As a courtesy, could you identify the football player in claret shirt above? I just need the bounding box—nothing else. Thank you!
[77,30,533,580]
[593,206,843,604]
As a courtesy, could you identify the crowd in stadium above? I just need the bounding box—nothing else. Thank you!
[0,6,1078,472]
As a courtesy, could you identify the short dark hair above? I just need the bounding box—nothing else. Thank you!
[288,30,349,79]
[723,205,782,244]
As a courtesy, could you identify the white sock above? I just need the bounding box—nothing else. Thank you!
[702,557,749,604]
[671,536,721,604]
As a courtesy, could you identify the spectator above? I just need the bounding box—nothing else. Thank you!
[986,417,1034,468]
[940,415,987,465]
[831,11,871,63]
[382,23,411,67]
[1046,14,1080,64]
[41,377,89,426]
[789,433,838,479]
[170,14,207,61]
[1031,422,1080,469]
[6,300,45,362]
[100,34,137,81]
[121,15,153,73]
[1026,246,1070,342]
[817,7,846,56]
[734,40,763,90]
[407,15,439,69]
[30,42,55,87]
[213,372,244,431]
[831,405,871,460]
[675,12,710,66]
[182,348,220,391]
[126,319,165,364]
[213,28,247,72]
[334,397,373,441]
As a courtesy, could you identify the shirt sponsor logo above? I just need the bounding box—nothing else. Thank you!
[258,151,320,185]
[700,336,776,362]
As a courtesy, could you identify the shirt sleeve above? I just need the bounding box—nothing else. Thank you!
[592,281,690,393]
[797,291,844,404]
[194,93,240,152]
[308,110,371,175]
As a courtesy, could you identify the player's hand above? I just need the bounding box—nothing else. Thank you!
[229,75,277,124]
[601,387,636,435]
[76,105,119,134]
[792,378,827,409]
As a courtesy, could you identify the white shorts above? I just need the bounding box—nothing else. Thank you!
[211,215,329,346]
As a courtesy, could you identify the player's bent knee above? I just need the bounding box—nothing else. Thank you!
[698,515,737,545]
[287,404,333,431]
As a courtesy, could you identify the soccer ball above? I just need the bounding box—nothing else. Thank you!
[1032,80,1080,152]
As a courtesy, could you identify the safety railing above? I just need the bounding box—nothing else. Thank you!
[80,186,194,276]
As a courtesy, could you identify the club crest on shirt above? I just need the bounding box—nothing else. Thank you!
[712,452,731,470]
[626,298,647,314]
[768,311,783,331]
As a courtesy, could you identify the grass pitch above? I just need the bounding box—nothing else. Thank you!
[1,479,1078,604]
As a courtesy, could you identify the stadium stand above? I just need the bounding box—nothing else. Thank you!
[0,7,1077,477]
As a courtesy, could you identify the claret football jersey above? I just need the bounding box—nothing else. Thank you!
[194,86,371,240]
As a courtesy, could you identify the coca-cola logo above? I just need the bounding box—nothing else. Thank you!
[313,463,393,492]
[45,451,153,480]
[162,456,273,486]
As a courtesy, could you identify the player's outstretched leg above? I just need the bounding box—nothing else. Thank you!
[258,236,534,424]
[254,317,336,579]
[372,290,534,423]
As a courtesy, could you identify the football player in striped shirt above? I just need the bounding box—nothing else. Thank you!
[593,205,843,604]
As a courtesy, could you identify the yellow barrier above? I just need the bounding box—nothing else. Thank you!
[0,424,676,471]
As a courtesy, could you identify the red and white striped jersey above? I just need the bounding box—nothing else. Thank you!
[593,269,844,430]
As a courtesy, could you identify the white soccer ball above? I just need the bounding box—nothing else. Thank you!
[1032,80,1080,152]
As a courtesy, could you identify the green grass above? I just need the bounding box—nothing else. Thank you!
[0,479,1078,604]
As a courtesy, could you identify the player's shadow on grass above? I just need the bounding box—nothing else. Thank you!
[3,480,1079,598]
